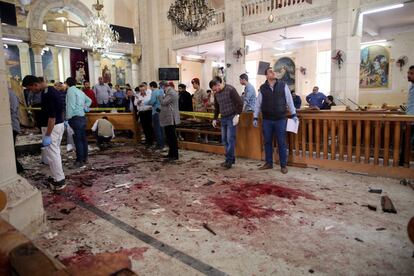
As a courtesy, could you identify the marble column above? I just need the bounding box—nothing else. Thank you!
[0,22,44,237]
[125,58,133,87]
[17,43,30,78]
[87,51,95,84]
[224,0,245,93]
[93,52,101,85]
[330,0,362,106]
[51,47,60,81]
[31,45,44,77]
[131,56,139,88]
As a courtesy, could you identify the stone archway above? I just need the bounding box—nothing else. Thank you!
[27,0,93,29]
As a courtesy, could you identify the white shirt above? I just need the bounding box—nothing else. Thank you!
[135,90,152,112]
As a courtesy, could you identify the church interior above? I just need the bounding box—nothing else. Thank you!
[0,0,413,275]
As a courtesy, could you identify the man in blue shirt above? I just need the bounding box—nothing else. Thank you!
[23,75,66,190]
[112,85,125,107]
[306,86,326,109]
[146,81,164,149]
[406,65,414,115]
[239,73,256,112]
[66,77,92,168]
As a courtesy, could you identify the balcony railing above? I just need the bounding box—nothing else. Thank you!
[242,0,311,18]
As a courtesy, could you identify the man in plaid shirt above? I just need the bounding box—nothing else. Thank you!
[210,77,243,169]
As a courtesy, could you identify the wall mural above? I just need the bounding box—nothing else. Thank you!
[101,58,112,83]
[360,45,390,89]
[115,59,126,86]
[274,57,295,91]
[70,49,89,84]
[101,57,127,85]
[42,48,54,82]
[4,44,22,80]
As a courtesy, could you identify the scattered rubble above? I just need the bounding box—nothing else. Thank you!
[381,196,397,214]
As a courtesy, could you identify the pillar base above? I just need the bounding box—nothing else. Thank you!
[0,176,45,239]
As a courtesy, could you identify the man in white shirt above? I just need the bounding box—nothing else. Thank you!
[135,84,154,147]
[91,116,115,150]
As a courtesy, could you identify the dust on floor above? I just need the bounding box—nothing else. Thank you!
[20,144,414,275]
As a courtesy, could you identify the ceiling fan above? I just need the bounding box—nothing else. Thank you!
[273,28,304,42]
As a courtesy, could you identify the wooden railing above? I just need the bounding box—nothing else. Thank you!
[178,112,414,179]
[242,0,311,18]
[287,112,414,178]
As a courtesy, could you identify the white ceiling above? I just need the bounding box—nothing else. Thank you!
[176,2,414,59]
[364,1,414,30]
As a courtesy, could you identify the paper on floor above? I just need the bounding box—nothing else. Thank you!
[286,118,299,134]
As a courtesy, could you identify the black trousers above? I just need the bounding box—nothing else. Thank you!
[13,131,24,173]
[165,125,179,159]
[139,110,154,145]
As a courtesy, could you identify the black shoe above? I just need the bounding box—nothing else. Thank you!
[50,179,66,191]
[72,161,85,169]
[220,161,228,167]
[223,162,232,169]
[163,157,178,163]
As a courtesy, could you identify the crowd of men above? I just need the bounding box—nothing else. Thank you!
[9,65,414,192]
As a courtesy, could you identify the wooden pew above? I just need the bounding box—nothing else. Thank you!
[86,112,140,141]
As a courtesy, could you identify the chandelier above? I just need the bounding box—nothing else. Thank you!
[81,0,119,53]
[168,0,215,36]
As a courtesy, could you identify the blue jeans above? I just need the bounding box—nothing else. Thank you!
[263,119,287,167]
[69,116,88,162]
[152,113,164,148]
[221,115,237,164]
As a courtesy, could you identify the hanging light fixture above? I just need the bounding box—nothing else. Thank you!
[168,0,215,36]
[81,0,119,53]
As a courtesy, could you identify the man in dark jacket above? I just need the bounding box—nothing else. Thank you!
[209,76,243,169]
[123,88,137,113]
[253,68,297,174]
[178,84,193,111]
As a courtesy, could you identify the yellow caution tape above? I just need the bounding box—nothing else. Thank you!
[179,111,218,119]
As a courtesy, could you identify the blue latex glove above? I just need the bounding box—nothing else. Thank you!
[253,118,258,128]
[42,136,52,147]
[84,106,90,112]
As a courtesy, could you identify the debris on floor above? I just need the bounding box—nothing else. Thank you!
[17,143,414,275]
[381,195,397,214]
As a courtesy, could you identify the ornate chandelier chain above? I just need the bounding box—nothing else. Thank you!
[81,0,119,53]
[168,0,215,36]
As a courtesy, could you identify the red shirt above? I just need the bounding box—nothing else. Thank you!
[83,88,98,107]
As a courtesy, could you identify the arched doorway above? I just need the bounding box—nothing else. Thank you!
[27,0,93,30]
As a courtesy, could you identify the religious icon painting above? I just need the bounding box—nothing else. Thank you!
[360,45,390,89]
[274,57,296,91]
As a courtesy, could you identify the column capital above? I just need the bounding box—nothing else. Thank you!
[132,44,142,62]
[29,28,47,47]
[30,44,44,55]
[93,52,101,61]
[16,43,29,51]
